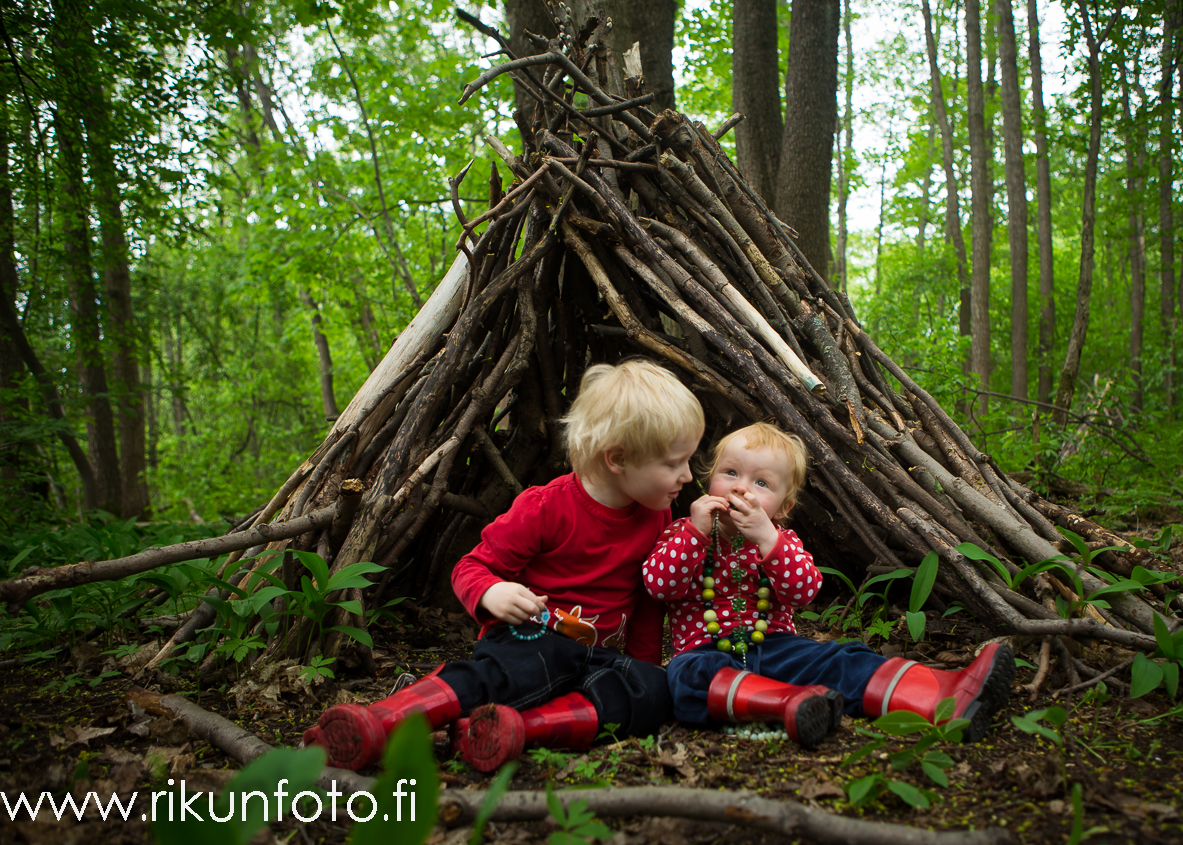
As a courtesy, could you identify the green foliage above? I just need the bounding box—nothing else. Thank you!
[350,714,439,845]
[150,746,325,845]
[545,785,613,845]
[842,698,968,810]
[468,762,518,845]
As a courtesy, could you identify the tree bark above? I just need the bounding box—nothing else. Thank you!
[1054,3,1123,425]
[966,0,991,416]
[1160,2,1179,407]
[86,80,149,518]
[776,0,840,284]
[835,0,854,293]
[300,288,340,421]
[1028,0,1055,406]
[996,0,1028,402]
[571,0,677,114]
[1120,58,1147,412]
[51,0,122,514]
[920,0,970,330]
[732,0,783,207]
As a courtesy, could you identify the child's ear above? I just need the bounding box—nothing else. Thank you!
[775,500,795,521]
[603,446,628,476]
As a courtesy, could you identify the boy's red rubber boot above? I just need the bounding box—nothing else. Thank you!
[861,642,1015,743]
[706,667,837,749]
[458,692,599,773]
[303,674,461,770]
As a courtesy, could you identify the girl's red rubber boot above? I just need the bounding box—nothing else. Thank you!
[707,667,837,749]
[861,642,1014,743]
[458,692,599,773]
[303,674,461,770]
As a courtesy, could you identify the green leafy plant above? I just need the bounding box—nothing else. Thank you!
[545,785,612,845]
[468,761,517,845]
[299,654,337,683]
[842,698,969,810]
[350,714,439,845]
[1129,611,1183,699]
[905,551,939,643]
[151,746,325,845]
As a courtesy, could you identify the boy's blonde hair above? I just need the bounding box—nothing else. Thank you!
[706,422,808,516]
[562,360,704,479]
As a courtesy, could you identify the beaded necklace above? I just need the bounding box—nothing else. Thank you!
[509,608,551,641]
[701,514,772,664]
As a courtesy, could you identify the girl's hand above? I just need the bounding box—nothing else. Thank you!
[479,581,548,624]
[689,494,731,536]
[722,491,779,557]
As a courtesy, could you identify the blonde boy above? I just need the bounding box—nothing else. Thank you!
[306,360,703,771]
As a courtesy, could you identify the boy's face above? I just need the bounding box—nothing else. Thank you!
[611,431,699,511]
[708,434,793,521]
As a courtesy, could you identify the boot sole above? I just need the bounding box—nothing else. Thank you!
[821,689,845,732]
[958,644,1016,743]
[791,695,832,750]
[315,704,386,770]
[465,704,526,773]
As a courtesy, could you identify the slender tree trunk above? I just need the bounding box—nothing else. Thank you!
[834,0,854,293]
[1160,2,1179,408]
[966,0,991,415]
[86,84,149,518]
[920,0,970,331]
[1054,3,1123,425]
[732,0,784,207]
[1120,60,1147,413]
[916,120,936,253]
[1028,0,1055,407]
[351,270,383,372]
[300,289,340,421]
[505,0,559,123]
[52,1,121,513]
[776,0,840,283]
[996,0,1029,401]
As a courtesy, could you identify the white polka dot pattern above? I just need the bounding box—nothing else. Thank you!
[642,518,823,656]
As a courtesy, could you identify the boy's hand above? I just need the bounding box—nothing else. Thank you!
[722,492,779,557]
[689,494,731,536]
[479,581,548,624]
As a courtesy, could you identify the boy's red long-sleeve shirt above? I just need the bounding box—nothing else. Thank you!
[451,473,670,664]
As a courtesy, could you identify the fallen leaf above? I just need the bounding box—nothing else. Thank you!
[799,776,846,800]
[48,726,116,748]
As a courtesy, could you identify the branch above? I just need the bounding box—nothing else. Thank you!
[0,506,335,609]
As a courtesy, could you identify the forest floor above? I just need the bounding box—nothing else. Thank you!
[1,538,1181,845]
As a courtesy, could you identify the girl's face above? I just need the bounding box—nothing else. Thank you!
[708,434,792,522]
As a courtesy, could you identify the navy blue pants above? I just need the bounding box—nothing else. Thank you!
[666,632,887,725]
[438,623,672,739]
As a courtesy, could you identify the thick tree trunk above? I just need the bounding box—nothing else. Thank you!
[1028,0,1055,407]
[776,0,840,283]
[966,0,991,415]
[732,0,783,207]
[996,0,1028,402]
[570,0,676,114]
[920,0,970,330]
[1054,3,1121,425]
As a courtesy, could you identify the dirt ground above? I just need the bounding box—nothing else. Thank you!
[0,588,1180,845]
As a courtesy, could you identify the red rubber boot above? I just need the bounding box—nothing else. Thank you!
[457,692,600,773]
[707,667,838,749]
[304,673,461,770]
[862,642,1014,743]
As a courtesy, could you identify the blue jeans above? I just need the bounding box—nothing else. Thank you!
[438,623,672,739]
[666,632,887,725]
